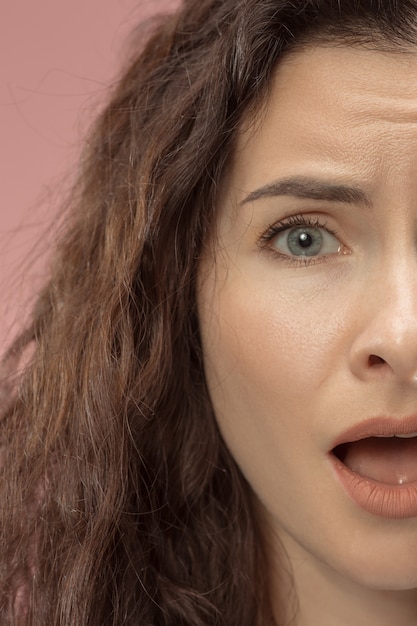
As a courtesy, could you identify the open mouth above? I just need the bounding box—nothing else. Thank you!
[330,419,417,517]
[332,434,417,486]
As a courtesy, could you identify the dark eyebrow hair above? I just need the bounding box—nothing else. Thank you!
[240,176,372,208]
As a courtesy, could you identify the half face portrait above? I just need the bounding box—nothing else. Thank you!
[198,44,417,603]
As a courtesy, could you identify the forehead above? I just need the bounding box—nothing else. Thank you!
[225,45,417,205]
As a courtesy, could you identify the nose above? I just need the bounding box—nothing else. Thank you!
[349,261,417,385]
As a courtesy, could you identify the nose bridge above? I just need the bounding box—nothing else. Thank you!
[379,259,417,340]
[350,254,417,383]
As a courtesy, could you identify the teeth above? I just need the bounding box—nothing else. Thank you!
[374,432,417,438]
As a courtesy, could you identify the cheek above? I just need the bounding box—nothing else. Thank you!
[200,274,345,415]
[198,267,355,490]
[199,283,313,509]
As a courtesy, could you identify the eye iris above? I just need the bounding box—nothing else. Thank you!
[287,227,323,256]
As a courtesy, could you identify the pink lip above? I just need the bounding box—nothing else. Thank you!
[331,415,417,448]
[330,416,417,519]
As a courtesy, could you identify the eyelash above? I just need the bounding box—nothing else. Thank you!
[258,213,341,266]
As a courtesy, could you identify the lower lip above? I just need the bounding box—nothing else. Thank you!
[330,454,417,519]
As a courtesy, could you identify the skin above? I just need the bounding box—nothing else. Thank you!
[197,45,417,626]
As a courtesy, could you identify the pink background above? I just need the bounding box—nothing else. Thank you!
[0,0,177,353]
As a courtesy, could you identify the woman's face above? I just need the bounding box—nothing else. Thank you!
[198,44,417,599]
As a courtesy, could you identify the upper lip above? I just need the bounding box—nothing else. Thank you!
[330,415,417,449]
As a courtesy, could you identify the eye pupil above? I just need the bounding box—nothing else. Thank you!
[298,232,312,248]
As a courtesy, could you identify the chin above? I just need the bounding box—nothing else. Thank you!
[333,539,417,592]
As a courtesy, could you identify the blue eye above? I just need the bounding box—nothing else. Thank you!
[271,224,341,258]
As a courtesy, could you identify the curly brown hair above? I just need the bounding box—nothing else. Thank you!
[2,1,417,624]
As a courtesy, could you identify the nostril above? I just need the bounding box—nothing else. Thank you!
[368,354,386,367]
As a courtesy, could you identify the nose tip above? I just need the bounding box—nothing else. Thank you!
[349,283,417,386]
[351,341,417,385]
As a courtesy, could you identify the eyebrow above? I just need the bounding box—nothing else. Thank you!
[240,176,372,208]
